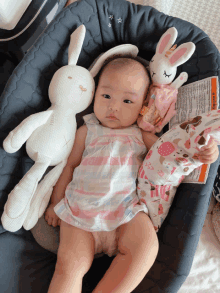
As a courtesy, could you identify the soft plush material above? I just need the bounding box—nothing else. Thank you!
[137,26,195,133]
[1,24,95,233]
[0,0,220,292]
[138,110,220,232]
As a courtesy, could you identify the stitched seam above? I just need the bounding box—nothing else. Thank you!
[93,0,103,49]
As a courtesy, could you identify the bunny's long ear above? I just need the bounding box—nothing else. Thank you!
[89,44,138,78]
[68,24,86,66]
[156,27,178,56]
[168,42,196,67]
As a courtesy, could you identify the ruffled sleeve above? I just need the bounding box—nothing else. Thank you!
[83,113,100,125]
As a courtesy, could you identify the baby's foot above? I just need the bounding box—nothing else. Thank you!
[45,203,61,227]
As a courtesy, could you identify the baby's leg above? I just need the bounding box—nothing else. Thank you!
[48,220,95,293]
[92,212,159,293]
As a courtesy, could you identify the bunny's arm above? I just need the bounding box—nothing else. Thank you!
[3,110,53,153]
[170,72,188,89]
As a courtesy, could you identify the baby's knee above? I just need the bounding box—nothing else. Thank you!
[55,250,92,277]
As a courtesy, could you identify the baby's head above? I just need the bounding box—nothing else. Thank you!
[93,57,150,129]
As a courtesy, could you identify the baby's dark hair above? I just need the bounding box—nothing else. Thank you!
[94,55,150,88]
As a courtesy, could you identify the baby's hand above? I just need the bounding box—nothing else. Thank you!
[45,203,61,227]
[195,137,219,164]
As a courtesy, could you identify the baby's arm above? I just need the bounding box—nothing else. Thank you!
[141,130,159,150]
[45,124,87,227]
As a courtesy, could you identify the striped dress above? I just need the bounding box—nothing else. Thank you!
[54,113,148,232]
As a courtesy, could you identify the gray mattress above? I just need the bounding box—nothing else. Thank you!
[0,0,220,292]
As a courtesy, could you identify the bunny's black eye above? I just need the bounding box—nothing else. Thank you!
[164,71,171,78]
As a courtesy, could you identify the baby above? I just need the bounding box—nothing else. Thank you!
[45,57,218,293]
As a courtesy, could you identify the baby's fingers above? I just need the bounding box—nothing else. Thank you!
[200,136,215,151]
[52,217,59,227]
[199,145,216,157]
[198,149,219,164]
[198,138,219,162]
[45,215,53,226]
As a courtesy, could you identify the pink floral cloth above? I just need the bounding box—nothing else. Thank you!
[137,110,220,232]
[138,83,178,133]
[149,84,178,118]
[54,113,148,232]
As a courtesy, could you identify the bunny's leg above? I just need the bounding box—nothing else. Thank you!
[1,154,51,232]
[23,160,67,230]
[3,110,53,153]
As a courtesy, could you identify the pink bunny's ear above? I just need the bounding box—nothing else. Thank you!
[168,42,196,67]
[156,27,178,56]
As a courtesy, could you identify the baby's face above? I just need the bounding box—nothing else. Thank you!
[94,60,150,129]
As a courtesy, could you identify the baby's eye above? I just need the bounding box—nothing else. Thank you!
[150,59,154,63]
[103,94,111,99]
[164,71,171,78]
[124,99,133,104]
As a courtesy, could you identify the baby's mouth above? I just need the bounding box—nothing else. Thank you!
[106,115,118,120]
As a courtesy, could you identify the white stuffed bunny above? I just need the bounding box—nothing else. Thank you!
[1,25,95,232]
[137,27,196,133]
[1,24,139,232]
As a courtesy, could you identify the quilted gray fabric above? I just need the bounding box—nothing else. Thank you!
[0,0,220,292]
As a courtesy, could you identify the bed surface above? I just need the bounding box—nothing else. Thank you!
[141,1,220,291]
[0,0,220,292]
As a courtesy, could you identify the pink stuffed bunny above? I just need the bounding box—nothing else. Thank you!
[137,27,196,133]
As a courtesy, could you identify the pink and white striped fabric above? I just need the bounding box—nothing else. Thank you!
[54,113,148,232]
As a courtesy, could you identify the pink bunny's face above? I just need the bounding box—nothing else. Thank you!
[149,27,195,86]
[149,55,177,85]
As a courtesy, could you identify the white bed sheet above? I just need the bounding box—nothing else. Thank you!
[178,196,220,292]
[142,0,220,52]
[128,1,220,291]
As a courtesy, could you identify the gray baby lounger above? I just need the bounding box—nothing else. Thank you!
[0,0,220,292]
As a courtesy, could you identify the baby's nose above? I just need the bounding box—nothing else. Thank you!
[109,101,120,111]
